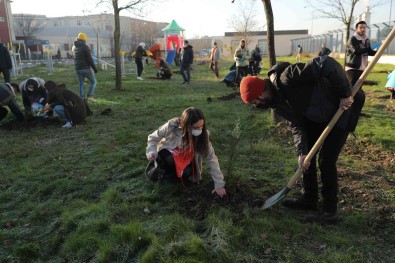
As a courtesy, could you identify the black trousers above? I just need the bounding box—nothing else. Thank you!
[235,66,249,84]
[346,69,363,87]
[0,106,8,121]
[302,119,349,213]
[135,58,144,77]
[0,68,10,83]
[157,149,192,183]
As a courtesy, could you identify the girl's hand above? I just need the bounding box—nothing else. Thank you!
[212,187,226,197]
[147,152,157,161]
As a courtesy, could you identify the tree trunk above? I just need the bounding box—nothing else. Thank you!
[343,22,351,67]
[262,0,282,122]
[262,0,276,67]
[96,32,100,68]
[113,7,122,90]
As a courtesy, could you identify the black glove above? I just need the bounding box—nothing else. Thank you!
[94,68,98,74]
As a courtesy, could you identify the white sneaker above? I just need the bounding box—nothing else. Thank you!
[137,77,143,80]
[62,121,72,128]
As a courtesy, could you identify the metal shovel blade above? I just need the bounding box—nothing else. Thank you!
[261,187,291,210]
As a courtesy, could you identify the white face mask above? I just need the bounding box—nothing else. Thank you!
[191,129,202,137]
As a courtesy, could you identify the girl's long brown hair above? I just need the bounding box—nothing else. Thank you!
[179,107,209,154]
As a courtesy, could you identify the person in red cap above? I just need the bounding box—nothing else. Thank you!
[240,56,364,224]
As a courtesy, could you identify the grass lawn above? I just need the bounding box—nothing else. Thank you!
[0,56,394,262]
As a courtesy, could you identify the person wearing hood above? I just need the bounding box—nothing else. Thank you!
[0,82,24,122]
[0,42,12,83]
[180,40,194,84]
[72,32,98,100]
[233,39,250,85]
[239,56,363,225]
[19,77,47,117]
[134,42,147,80]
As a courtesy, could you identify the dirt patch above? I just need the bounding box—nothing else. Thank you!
[177,179,267,221]
[0,117,62,131]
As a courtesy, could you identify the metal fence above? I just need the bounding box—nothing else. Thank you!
[291,22,395,56]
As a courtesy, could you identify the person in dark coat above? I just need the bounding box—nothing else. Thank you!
[19,77,47,116]
[240,56,362,225]
[0,83,24,122]
[135,42,147,80]
[318,43,331,56]
[157,59,172,80]
[0,42,12,83]
[345,21,378,116]
[180,40,194,84]
[44,81,87,128]
[72,32,98,100]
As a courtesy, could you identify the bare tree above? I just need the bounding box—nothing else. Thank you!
[130,19,160,49]
[96,0,150,90]
[13,14,47,37]
[229,0,262,41]
[83,12,112,62]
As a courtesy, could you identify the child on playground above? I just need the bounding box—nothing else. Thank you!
[145,107,226,197]
[385,69,395,99]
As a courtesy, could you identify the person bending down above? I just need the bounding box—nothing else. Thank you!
[146,107,226,197]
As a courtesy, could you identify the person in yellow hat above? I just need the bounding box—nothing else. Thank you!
[72,33,98,101]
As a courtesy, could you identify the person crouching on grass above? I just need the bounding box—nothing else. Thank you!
[146,107,226,197]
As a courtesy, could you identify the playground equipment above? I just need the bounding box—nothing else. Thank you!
[44,49,54,74]
[99,51,136,76]
[162,20,185,66]
[9,42,23,77]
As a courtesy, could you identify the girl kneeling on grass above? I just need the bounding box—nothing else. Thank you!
[146,107,226,197]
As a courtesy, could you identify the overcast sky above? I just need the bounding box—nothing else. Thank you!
[10,0,394,38]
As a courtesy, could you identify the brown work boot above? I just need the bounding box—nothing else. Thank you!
[282,197,318,211]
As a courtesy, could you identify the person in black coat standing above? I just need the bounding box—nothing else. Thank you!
[72,33,98,100]
[0,42,12,83]
[135,42,147,80]
[180,40,194,84]
[240,56,362,225]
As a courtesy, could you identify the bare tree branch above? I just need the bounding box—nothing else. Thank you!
[13,14,47,37]
[229,0,262,40]
[95,0,153,90]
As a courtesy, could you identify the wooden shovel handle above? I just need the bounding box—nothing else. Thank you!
[287,26,395,189]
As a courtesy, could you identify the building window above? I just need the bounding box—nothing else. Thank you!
[64,21,70,27]
[77,20,82,26]
[53,21,59,27]
[106,25,112,31]
[0,17,4,22]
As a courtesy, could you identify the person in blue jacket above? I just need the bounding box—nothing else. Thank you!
[385,70,395,99]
